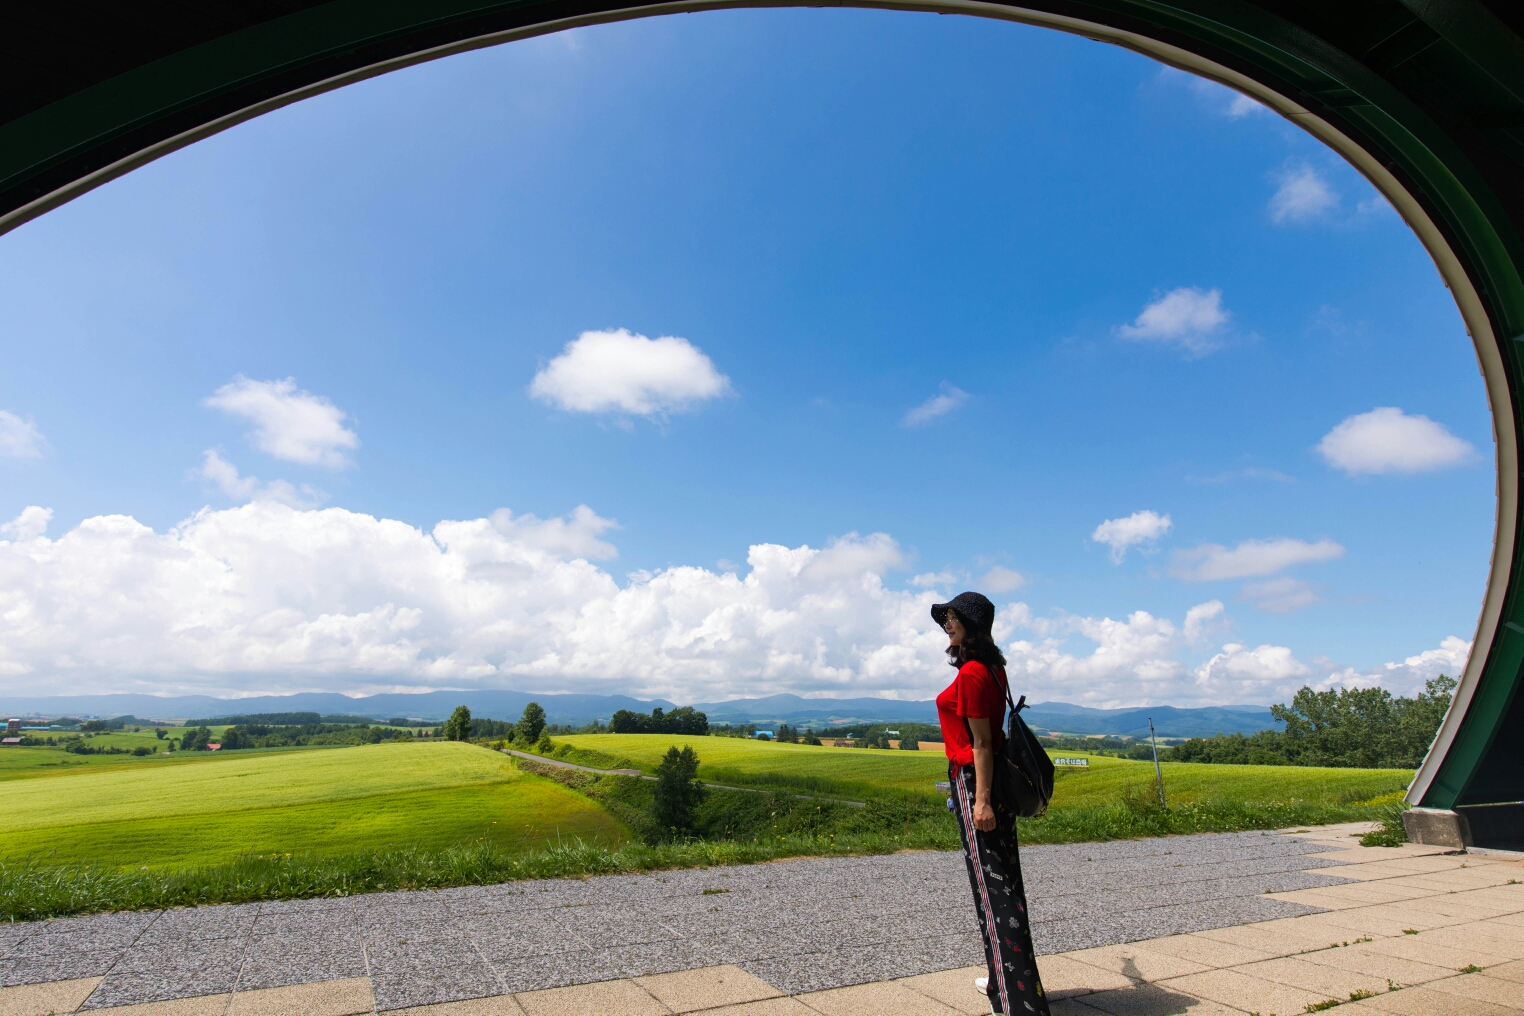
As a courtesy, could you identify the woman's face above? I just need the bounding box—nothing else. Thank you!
[943,612,966,646]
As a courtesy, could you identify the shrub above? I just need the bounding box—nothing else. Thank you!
[443,706,472,742]
[517,702,546,745]
[651,745,704,840]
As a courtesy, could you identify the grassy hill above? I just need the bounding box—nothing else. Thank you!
[555,733,1411,811]
[0,741,628,867]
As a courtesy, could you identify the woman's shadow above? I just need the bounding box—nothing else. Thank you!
[1052,956,1201,1015]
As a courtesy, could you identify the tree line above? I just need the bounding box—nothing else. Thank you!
[1166,676,1456,769]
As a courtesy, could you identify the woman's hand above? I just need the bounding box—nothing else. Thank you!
[973,798,996,831]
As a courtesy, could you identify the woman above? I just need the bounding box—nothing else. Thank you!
[933,591,1049,1016]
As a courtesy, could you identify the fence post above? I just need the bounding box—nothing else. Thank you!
[1149,717,1166,810]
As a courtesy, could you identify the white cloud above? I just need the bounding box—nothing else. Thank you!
[1316,407,1475,475]
[1317,636,1470,696]
[0,411,46,458]
[1,506,52,542]
[1194,642,1310,692]
[1270,163,1338,224]
[488,505,618,561]
[0,506,941,700]
[1182,600,1225,644]
[1171,537,1344,581]
[0,503,1294,707]
[530,329,731,417]
[205,377,359,468]
[198,449,325,509]
[1115,288,1229,355]
[1238,576,1318,614]
[799,532,904,583]
[904,384,970,426]
[1001,601,1234,705]
[980,566,1025,593]
[1159,68,1268,118]
[910,569,958,589]
[1091,510,1172,563]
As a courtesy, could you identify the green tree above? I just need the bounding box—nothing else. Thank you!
[518,701,546,745]
[155,728,166,739]
[651,745,704,839]
[443,705,472,741]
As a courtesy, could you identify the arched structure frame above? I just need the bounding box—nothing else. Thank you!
[1,0,1521,848]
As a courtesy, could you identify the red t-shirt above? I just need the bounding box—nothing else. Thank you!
[936,661,1008,767]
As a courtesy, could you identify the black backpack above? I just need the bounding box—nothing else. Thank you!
[992,667,1055,818]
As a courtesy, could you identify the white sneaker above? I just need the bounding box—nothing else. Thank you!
[975,976,989,991]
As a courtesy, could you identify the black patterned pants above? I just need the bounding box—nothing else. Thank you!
[951,762,1049,1015]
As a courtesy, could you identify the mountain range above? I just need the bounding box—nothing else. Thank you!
[0,689,1280,738]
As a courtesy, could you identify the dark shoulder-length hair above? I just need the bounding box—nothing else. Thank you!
[946,611,1007,671]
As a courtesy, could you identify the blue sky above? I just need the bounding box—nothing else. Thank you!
[0,9,1491,706]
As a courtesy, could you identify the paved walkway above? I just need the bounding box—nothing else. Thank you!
[2,824,1520,1015]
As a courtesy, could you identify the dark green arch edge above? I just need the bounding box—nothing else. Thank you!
[1,0,1521,835]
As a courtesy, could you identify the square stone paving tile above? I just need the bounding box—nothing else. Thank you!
[892,966,994,1016]
[1234,955,1389,997]
[1072,983,1239,1016]
[1060,944,1212,982]
[461,921,588,964]
[371,970,505,1015]
[135,906,258,943]
[1486,958,1524,982]
[0,975,103,1016]
[1190,920,1351,957]
[1033,955,1137,999]
[82,966,242,1011]
[1363,930,1516,969]
[1295,941,1458,985]
[254,897,356,916]
[249,911,360,940]
[692,999,814,1016]
[738,951,882,996]
[491,946,628,995]
[1129,933,1275,970]
[549,910,677,949]
[227,976,375,1016]
[0,921,37,957]
[1422,971,1524,1007]
[1411,920,1524,957]
[1346,984,1522,1015]
[632,963,782,1013]
[1155,967,1327,1014]
[796,980,964,1016]
[80,993,234,1016]
[386,996,526,1016]
[605,939,720,979]
[235,934,368,991]
[1,948,121,986]
[112,936,247,974]
[515,979,667,1016]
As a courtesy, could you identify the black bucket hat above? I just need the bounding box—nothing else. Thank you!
[931,591,996,634]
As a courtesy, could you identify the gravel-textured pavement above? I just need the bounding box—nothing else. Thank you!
[0,830,1354,1011]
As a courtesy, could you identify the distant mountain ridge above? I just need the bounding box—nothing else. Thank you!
[0,689,1280,737]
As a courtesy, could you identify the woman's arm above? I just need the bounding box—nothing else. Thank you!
[967,716,997,831]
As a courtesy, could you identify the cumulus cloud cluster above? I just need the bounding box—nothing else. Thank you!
[1092,510,1172,563]
[1269,164,1338,224]
[1116,287,1230,356]
[531,329,731,417]
[0,504,1464,707]
[0,410,46,459]
[1317,407,1475,475]
[206,377,359,467]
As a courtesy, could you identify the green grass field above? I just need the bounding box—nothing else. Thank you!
[0,741,628,867]
[555,734,1412,809]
